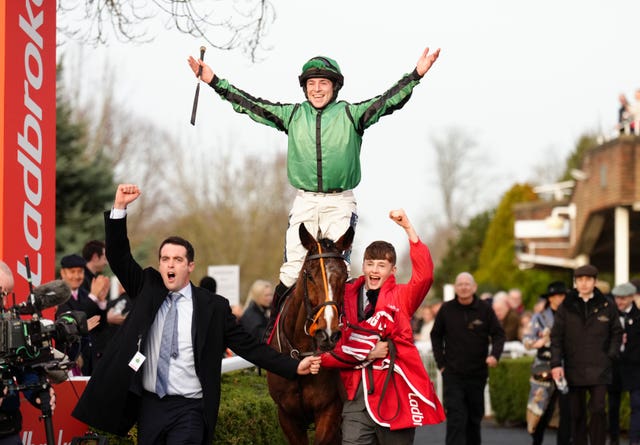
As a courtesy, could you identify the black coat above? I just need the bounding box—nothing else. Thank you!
[619,303,640,390]
[430,295,505,379]
[550,287,623,386]
[72,212,300,445]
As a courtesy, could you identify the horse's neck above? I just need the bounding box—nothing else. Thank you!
[281,292,313,351]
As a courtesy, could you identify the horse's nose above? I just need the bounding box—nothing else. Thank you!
[314,330,334,351]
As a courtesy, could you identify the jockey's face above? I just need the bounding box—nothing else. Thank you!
[362,258,396,291]
[159,244,194,292]
[305,78,334,109]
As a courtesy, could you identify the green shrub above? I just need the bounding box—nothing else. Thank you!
[488,356,533,424]
[215,369,289,445]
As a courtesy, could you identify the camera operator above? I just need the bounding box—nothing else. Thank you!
[0,261,56,445]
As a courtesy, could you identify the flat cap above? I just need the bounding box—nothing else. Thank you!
[574,264,598,278]
[612,282,637,297]
[60,254,86,269]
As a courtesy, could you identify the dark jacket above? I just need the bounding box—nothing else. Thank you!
[55,286,105,375]
[550,287,623,386]
[431,295,506,379]
[72,212,300,445]
[239,301,269,342]
[619,303,640,390]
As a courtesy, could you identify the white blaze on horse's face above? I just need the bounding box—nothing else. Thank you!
[323,270,335,336]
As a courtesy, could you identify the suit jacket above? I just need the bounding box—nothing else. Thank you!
[55,287,106,375]
[72,212,300,445]
[619,303,640,390]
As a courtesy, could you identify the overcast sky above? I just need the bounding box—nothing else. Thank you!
[58,0,640,267]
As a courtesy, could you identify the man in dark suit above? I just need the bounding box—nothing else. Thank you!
[56,254,109,375]
[72,184,321,445]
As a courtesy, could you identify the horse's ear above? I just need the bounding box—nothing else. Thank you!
[299,223,316,250]
[335,226,355,252]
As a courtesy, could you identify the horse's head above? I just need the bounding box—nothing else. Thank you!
[298,223,355,352]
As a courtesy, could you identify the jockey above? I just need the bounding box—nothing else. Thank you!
[320,210,445,444]
[187,48,441,339]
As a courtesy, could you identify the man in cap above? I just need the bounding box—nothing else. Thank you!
[608,282,640,445]
[56,254,109,375]
[550,264,623,445]
[522,281,571,445]
[187,48,441,337]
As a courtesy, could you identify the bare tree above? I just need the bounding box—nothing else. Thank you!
[57,0,276,61]
[430,126,480,227]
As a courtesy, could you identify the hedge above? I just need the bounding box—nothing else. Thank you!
[489,356,631,432]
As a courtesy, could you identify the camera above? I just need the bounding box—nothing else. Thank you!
[0,310,88,369]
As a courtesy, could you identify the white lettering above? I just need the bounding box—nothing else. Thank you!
[23,202,42,250]
[24,79,43,119]
[17,111,42,163]
[24,41,43,89]
[18,0,43,49]
[16,0,47,289]
[408,392,424,425]
[17,254,42,286]
[17,150,42,206]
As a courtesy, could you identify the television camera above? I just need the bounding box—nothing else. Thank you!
[0,257,89,445]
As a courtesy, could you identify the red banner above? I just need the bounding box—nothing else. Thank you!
[20,377,91,445]
[1,0,56,298]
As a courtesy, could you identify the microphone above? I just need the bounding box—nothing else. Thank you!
[33,280,72,309]
[16,280,72,314]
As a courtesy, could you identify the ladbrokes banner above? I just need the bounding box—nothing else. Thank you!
[1,0,56,298]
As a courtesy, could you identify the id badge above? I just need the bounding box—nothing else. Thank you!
[129,351,146,371]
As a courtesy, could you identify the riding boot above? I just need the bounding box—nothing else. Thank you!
[262,281,293,342]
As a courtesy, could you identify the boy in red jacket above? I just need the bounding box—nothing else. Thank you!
[321,209,444,445]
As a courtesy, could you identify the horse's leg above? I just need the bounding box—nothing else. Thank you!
[277,405,310,445]
[312,399,343,445]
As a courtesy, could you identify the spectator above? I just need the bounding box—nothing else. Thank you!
[630,88,640,135]
[608,282,640,445]
[551,264,623,445]
[630,277,640,310]
[81,240,113,366]
[187,47,441,339]
[321,209,445,444]
[199,276,217,294]
[492,291,520,342]
[56,254,109,375]
[431,272,506,445]
[72,184,320,444]
[523,281,571,445]
[416,304,435,343]
[80,240,108,293]
[239,279,273,342]
[508,288,525,314]
[519,310,532,341]
[106,279,132,334]
[0,261,57,443]
[618,93,632,134]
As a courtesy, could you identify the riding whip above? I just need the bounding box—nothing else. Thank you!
[190,46,206,126]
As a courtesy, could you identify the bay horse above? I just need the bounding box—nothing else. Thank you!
[267,223,355,445]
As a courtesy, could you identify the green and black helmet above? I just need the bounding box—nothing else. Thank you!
[298,56,344,91]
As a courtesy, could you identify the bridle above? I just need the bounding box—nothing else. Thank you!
[276,241,346,358]
[302,243,345,337]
